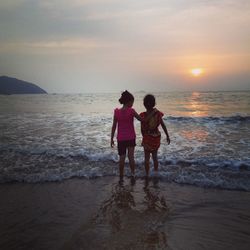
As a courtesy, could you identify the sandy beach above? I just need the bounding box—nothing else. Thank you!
[1,176,250,250]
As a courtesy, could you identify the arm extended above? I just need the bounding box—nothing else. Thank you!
[111,115,117,147]
[160,118,170,145]
[134,109,157,122]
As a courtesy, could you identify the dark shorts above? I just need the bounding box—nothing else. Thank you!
[118,139,136,156]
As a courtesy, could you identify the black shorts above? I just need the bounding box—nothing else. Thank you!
[117,139,136,156]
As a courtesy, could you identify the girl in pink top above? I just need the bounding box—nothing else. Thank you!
[111,90,142,179]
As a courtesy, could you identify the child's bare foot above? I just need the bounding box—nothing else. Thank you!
[119,176,124,185]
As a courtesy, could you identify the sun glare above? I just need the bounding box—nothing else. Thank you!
[190,68,203,77]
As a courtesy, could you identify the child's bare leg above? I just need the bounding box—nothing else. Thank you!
[119,155,126,178]
[128,146,135,176]
[152,150,158,172]
[144,150,151,177]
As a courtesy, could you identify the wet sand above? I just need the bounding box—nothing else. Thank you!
[1,177,250,250]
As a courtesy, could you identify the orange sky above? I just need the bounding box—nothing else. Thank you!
[0,0,249,92]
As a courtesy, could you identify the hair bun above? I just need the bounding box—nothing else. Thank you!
[122,90,128,96]
[118,90,134,105]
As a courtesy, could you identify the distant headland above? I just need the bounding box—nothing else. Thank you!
[0,76,47,95]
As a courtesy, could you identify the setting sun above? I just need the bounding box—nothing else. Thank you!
[190,68,204,77]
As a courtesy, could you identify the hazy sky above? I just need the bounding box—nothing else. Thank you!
[0,0,249,93]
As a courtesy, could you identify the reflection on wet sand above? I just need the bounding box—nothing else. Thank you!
[141,178,168,248]
[143,178,168,212]
[64,178,170,249]
[94,177,169,249]
[94,178,136,233]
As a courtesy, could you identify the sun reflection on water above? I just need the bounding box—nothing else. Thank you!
[185,92,210,117]
[181,129,209,141]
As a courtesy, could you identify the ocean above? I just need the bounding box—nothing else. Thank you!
[1,91,250,250]
[0,91,249,190]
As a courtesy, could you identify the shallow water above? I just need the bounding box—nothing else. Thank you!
[0,91,250,190]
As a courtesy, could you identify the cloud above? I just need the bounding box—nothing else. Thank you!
[0,38,120,57]
[0,0,28,9]
[0,0,249,92]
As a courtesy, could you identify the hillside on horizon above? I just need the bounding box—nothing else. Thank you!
[0,76,47,95]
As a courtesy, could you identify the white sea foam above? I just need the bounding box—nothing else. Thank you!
[1,92,250,190]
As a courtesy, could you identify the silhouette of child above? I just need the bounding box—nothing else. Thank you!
[111,90,142,179]
[140,94,170,177]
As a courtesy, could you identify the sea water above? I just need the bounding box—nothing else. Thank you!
[0,91,250,190]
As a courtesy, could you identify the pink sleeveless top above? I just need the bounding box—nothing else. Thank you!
[114,107,136,141]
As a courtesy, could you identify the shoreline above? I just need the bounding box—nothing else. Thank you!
[1,176,250,250]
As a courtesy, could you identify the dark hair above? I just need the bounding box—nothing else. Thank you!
[143,94,155,110]
[119,90,134,105]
